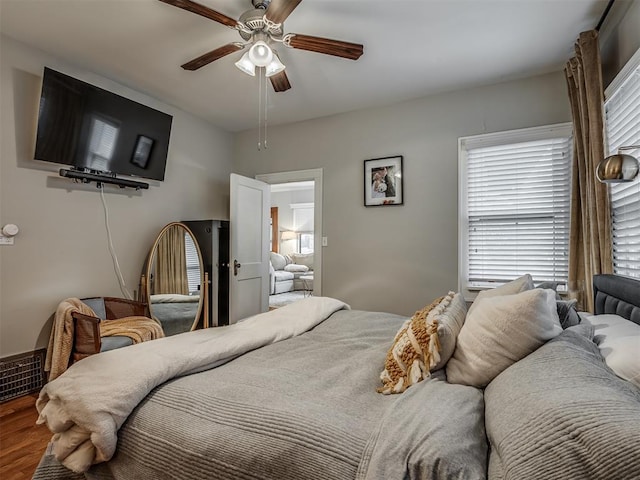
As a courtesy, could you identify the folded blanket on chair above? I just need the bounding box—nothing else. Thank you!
[100,316,165,343]
[45,298,97,381]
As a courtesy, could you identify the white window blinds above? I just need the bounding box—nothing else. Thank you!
[461,125,572,291]
[605,55,640,279]
[184,233,201,294]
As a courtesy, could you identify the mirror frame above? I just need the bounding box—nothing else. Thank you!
[140,222,207,333]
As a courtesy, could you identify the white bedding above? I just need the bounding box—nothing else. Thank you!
[36,297,349,472]
[580,312,640,387]
[150,293,199,303]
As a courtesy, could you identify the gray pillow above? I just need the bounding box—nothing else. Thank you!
[536,281,562,300]
[484,326,640,479]
[556,299,580,329]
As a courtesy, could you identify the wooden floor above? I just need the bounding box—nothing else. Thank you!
[0,393,51,480]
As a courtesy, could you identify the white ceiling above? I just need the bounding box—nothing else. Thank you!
[0,0,609,132]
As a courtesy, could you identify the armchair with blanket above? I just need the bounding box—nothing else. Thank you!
[45,297,164,380]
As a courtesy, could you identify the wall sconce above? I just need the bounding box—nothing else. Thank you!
[280,231,297,241]
[596,145,640,183]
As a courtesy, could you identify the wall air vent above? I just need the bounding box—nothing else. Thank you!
[0,349,46,402]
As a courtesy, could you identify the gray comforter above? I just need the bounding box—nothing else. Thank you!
[34,309,487,480]
[485,324,640,480]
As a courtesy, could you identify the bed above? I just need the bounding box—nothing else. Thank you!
[148,294,201,336]
[33,275,640,480]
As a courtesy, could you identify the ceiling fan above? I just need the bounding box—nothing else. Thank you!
[159,0,364,92]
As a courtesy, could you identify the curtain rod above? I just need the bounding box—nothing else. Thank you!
[596,0,615,31]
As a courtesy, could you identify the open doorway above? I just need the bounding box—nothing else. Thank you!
[256,169,323,308]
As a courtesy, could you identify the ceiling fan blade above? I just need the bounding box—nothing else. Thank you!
[269,70,292,92]
[181,43,244,71]
[264,0,302,25]
[285,34,363,60]
[159,0,238,28]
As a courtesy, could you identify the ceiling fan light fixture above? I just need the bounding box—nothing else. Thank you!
[248,40,273,67]
[235,51,256,76]
[265,52,285,77]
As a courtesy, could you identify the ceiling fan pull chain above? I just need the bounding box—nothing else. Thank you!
[264,69,268,149]
[257,66,263,150]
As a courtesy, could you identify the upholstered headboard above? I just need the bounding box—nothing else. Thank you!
[593,274,640,325]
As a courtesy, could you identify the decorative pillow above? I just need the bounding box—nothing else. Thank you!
[290,253,314,269]
[536,281,562,299]
[428,292,467,371]
[446,288,562,387]
[378,296,443,394]
[556,299,580,329]
[484,326,640,480]
[468,273,534,314]
[583,314,640,388]
[284,264,309,273]
[269,252,287,271]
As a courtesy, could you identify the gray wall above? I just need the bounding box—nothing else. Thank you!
[234,71,572,315]
[600,0,640,87]
[0,36,233,357]
[236,1,639,317]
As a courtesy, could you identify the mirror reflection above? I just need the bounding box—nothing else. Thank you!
[143,222,205,336]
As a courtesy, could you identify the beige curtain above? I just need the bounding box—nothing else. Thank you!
[564,30,613,312]
[155,225,189,295]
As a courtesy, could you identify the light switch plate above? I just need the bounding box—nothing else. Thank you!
[0,235,14,245]
[322,236,328,247]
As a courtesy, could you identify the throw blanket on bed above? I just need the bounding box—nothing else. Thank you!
[99,316,165,343]
[34,309,488,480]
[45,298,97,381]
[36,296,349,473]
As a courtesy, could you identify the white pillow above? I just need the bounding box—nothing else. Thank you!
[583,314,640,388]
[428,292,467,371]
[446,288,562,387]
[468,274,534,314]
[284,264,309,273]
[290,253,314,269]
[269,252,287,270]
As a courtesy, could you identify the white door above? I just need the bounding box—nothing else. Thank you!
[229,173,270,324]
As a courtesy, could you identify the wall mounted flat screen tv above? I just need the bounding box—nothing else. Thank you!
[34,67,173,182]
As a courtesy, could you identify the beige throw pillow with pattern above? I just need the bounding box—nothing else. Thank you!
[378,296,443,394]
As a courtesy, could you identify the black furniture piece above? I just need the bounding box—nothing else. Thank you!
[593,274,640,324]
[182,220,230,326]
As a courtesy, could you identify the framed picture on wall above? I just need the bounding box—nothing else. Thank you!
[363,155,403,207]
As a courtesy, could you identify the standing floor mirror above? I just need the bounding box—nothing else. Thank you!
[140,222,208,335]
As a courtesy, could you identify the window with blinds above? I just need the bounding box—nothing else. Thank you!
[604,54,640,279]
[459,124,573,295]
[184,233,201,294]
